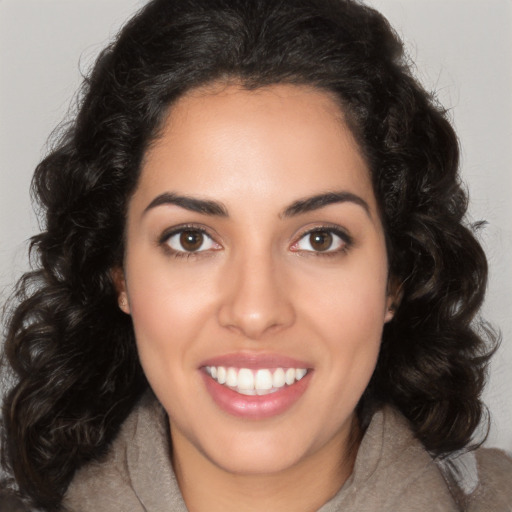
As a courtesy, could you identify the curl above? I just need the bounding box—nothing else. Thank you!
[1,0,498,507]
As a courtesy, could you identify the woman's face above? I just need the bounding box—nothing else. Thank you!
[120,83,394,476]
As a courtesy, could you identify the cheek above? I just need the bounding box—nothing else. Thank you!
[127,251,213,328]
[124,256,230,399]
[312,282,385,370]
[125,268,212,412]
[307,279,385,411]
[295,252,389,374]
[300,258,389,334]
[123,255,205,369]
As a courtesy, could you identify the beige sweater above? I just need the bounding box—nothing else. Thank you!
[63,393,512,511]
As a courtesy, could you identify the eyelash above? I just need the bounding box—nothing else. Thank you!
[158,224,353,259]
[290,226,353,257]
[158,224,220,259]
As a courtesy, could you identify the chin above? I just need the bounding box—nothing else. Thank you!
[194,423,334,476]
[207,443,308,476]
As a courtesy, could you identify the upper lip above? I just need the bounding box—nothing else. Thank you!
[199,352,312,370]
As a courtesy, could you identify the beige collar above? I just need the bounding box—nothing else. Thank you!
[65,392,459,511]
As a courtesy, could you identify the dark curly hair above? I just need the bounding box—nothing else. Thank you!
[0,0,497,509]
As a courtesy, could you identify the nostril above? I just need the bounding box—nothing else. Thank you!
[217,295,295,339]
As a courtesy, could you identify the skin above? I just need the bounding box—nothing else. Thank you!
[117,83,395,512]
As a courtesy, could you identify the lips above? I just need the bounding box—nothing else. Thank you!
[200,353,312,419]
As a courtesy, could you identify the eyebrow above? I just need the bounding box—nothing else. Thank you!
[281,191,370,218]
[143,190,370,219]
[143,192,228,217]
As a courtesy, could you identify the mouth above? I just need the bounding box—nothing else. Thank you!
[204,366,308,396]
[200,355,313,419]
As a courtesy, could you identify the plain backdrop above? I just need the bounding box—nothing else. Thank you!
[0,0,511,451]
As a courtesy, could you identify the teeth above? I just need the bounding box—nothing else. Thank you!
[273,368,286,388]
[217,366,227,384]
[296,368,307,380]
[237,368,254,390]
[285,368,296,385]
[205,366,308,395]
[255,369,273,391]
[226,367,238,387]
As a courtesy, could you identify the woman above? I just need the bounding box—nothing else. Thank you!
[1,0,510,510]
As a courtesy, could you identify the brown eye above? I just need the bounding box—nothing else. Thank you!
[293,228,348,254]
[165,229,217,253]
[180,230,204,251]
[308,231,333,252]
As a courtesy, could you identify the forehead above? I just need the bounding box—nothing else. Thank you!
[134,83,376,216]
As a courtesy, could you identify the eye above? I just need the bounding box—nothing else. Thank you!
[165,229,218,253]
[293,228,350,253]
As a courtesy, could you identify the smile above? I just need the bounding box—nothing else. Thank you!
[205,366,308,396]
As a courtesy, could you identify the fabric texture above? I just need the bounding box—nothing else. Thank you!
[63,392,512,511]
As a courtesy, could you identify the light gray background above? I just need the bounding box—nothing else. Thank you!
[1,0,510,451]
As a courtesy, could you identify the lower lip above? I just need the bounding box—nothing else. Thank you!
[202,371,312,419]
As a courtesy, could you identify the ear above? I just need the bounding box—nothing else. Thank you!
[111,266,130,314]
[384,275,403,323]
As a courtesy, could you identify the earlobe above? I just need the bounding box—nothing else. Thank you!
[111,267,131,314]
[384,300,396,323]
[118,292,130,314]
[384,276,403,323]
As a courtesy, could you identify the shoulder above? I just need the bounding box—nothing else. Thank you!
[436,445,512,511]
[62,407,140,511]
[475,446,512,477]
[325,406,460,511]
[63,392,170,512]
[470,447,512,511]
[372,407,512,511]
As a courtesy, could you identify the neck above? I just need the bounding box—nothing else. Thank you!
[171,417,361,512]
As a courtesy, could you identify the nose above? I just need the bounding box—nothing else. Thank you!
[217,251,295,340]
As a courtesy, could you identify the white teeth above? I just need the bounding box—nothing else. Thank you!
[226,367,238,387]
[255,369,273,390]
[296,368,307,381]
[237,368,254,390]
[217,366,227,384]
[238,388,257,396]
[285,368,296,385]
[272,368,286,388]
[205,365,308,395]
